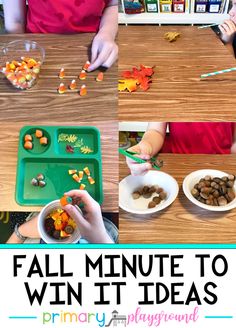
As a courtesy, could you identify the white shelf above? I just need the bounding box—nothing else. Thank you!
[119,122,148,132]
[119,13,229,24]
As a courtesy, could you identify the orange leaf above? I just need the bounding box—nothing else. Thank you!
[140,77,151,91]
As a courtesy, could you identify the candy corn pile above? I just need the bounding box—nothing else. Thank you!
[1,57,41,90]
[57,61,104,96]
[68,166,95,190]
[44,209,77,240]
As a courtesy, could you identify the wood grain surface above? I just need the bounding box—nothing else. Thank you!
[0,34,117,122]
[0,121,118,212]
[119,153,236,243]
[119,26,236,121]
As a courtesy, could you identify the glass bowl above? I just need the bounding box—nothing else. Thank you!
[0,40,45,90]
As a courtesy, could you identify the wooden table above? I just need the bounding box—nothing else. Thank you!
[119,26,236,121]
[0,122,118,213]
[119,154,236,243]
[0,34,117,122]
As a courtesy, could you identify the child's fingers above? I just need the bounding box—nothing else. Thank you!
[102,47,118,68]
[89,49,111,71]
[130,162,152,176]
[221,21,234,34]
[63,204,89,230]
[218,25,226,34]
[226,20,236,32]
[219,23,230,34]
[64,190,95,207]
[90,41,99,66]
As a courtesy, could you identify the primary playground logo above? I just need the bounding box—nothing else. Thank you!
[41,307,199,327]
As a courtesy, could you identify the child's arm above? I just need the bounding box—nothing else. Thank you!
[231,123,236,154]
[88,1,118,71]
[7,215,40,244]
[3,0,26,33]
[126,123,167,176]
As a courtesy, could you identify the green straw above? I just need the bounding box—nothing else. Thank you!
[198,23,219,29]
[201,67,236,78]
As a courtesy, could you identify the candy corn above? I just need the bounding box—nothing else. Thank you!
[2,57,41,90]
[83,167,90,176]
[59,68,65,79]
[79,70,87,80]
[72,174,80,183]
[79,184,86,190]
[69,79,77,90]
[60,196,73,207]
[83,61,90,71]
[88,176,95,185]
[68,169,77,175]
[58,83,66,94]
[79,84,87,96]
[78,171,84,182]
[96,72,104,82]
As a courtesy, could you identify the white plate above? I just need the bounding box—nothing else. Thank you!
[183,169,236,211]
[119,170,179,214]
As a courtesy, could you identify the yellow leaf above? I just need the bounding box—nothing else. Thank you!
[118,79,139,92]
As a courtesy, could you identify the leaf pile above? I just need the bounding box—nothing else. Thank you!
[118,65,155,93]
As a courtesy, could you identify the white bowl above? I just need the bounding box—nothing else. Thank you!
[183,169,236,211]
[119,170,179,214]
[38,200,81,244]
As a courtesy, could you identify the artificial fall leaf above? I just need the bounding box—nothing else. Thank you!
[140,65,154,77]
[81,146,93,154]
[119,64,155,92]
[139,77,152,91]
[118,79,139,92]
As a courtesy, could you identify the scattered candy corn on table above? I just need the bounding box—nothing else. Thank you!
[0,34,117,123]
[0,122,118,212]
[119,26,236,122]
[119,154,236,244]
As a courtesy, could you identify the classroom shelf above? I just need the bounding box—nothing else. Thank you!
[119,122,148,132]
[119,12,229,24]
[119,0,230,25]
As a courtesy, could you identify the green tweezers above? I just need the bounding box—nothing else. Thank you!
[119,148,162,170]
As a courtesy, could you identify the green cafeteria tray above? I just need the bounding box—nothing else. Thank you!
[15,125,103,206]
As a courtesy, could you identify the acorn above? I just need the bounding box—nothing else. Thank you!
[31,178,38,186]
[39,180,46,188]
[37,173,45,181]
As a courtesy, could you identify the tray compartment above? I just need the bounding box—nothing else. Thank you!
[56,127,99,156]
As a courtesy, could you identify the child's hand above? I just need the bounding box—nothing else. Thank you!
[63,190,113,243]
[219,20,236,44]
[126,141,153,176]
[88,31,118,71]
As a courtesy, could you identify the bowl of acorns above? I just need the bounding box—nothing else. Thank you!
[183,169,236,211]
[119,170,179,214]
[38,199,81,243]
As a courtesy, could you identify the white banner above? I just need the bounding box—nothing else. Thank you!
[0,247,235,328]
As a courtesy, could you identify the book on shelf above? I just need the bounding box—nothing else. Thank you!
[123,0,145,14]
